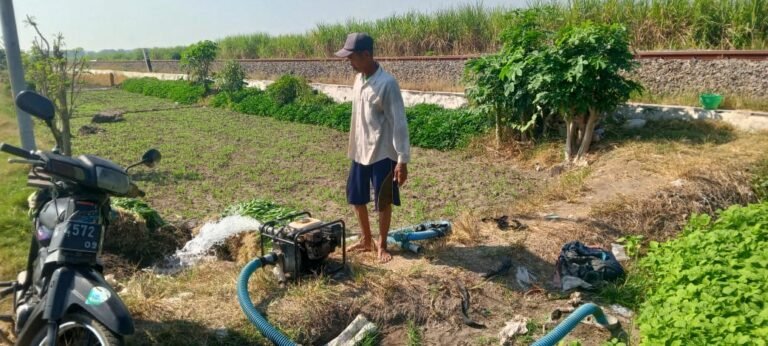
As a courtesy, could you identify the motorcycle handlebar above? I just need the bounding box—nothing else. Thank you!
[0,143,39,160]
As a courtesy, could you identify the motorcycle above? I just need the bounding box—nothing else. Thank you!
[0,90,161,345]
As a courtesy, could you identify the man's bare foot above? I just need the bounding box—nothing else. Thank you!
[378,248,393,263]
[348,242,373,253]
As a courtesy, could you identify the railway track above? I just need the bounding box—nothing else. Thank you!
[128,50,768,63]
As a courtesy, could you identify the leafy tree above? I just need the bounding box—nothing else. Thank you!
[465,18,642,162]
[180,40,218,87]
[547,23,642,163]
[23,16,87,156]
[215,60,246,93]
[465,12,548,147]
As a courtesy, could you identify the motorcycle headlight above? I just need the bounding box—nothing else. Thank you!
[96,166,130,195]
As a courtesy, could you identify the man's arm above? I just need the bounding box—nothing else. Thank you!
[384,79,410,185]
[384,79,410,163]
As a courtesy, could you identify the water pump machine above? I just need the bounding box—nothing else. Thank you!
[258,212,346,282]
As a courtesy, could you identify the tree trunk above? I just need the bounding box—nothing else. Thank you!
[575,107,600,163]
[565,118,575,162]
[575,115,586,145]
[57,89,72,156]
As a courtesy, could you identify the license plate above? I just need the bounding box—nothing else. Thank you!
[61,221,102,253]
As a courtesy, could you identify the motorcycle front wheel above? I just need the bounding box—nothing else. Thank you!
[29,312,123,346]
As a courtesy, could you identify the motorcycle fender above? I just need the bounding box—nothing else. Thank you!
[43,266,134,335]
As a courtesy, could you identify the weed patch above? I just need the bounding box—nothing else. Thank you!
[214,82,488,150]
[122,78,206,104]
[636,202,768,344]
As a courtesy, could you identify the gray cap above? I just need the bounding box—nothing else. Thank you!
[334,33,374,57]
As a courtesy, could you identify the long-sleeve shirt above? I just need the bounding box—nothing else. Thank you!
[347,66,411,165]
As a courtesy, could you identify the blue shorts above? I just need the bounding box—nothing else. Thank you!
[347,158,401,210]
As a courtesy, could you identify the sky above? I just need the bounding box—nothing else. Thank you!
[10,0,527,52]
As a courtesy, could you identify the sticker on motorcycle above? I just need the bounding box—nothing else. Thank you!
[85,286,112,306]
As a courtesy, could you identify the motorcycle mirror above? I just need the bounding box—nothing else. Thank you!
[141,149,161,168]
[126,149,161,171]
[15,91,55,125]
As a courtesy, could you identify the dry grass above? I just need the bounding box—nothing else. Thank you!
[596,130,768,180]
[512,166,593,215]
[542,167,592,203]
[590,167,756,242]
[212,231,262,265]
[448,211,486,246]
[103,209,192,275]
[121,262,270,345]
[519,141,564,168]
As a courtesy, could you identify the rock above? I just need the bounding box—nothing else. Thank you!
[568,291,584,307]
[610,304,635,318]
[214,328,229,338]
[670,179,686,188]
[623,118,647,130]
[549,164,566,177]
[499,315,529,346]
[92,110,124,123]
[104,274,117,287]
[78,124,105,135]
[592,127,605,143]
[176,292,194,299]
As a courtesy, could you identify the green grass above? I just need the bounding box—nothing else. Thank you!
[74,88,187,117]
[0,88,46,280]
[71,89,526,228]
[87,1,768,60]
[0,165,33,280]
[406,320,422,346]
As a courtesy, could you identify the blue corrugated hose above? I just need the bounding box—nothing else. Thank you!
[532,303,611,346]
[388,221,451,253]
[237,254,296,346]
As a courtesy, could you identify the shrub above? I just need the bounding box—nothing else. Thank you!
[216,60,246,93]
[180,40,218,86]
[210,88,264,108]
[209,92,231,108]
[266,74,312,106]
[233,91,278,116]
[121,78,205,104]
[207,74,488,150]
[407,104,489,150]
[637,202,768,344]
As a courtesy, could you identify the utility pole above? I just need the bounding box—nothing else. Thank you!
[0,0,35,150]
[142,48,153,72]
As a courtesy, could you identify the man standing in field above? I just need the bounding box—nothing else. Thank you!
[335,33,410,263]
